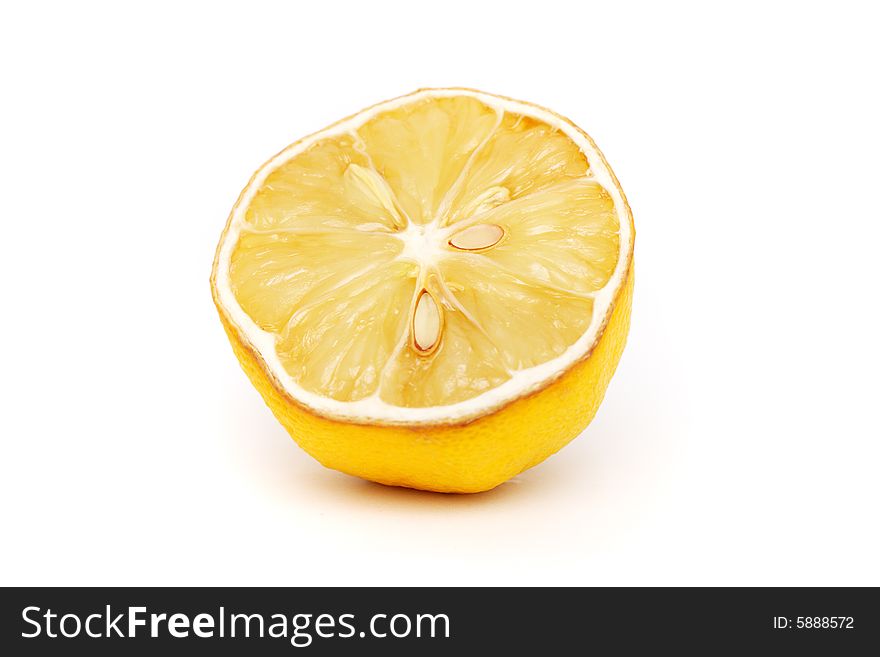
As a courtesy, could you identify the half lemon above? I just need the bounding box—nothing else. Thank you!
[211,88,634,493]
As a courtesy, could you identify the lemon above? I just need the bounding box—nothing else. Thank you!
[211,88,634,493]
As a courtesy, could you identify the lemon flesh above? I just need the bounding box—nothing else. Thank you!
[228,96,620,410]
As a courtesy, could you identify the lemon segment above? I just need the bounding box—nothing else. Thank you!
[244,134,401,232]
[436,255,595,372]
[440,113,590,227]
[229,230,404,333]
[276,260,418,402]
[474,179,620,294]
[356,96,500,225]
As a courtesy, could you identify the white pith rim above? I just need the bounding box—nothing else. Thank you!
[213,88,633,425]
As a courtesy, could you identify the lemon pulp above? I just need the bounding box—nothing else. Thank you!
[228,96,620,410]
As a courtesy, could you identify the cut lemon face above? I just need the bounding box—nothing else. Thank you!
[212,88,634,492]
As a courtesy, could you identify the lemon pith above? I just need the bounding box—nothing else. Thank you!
[211,88,634,493]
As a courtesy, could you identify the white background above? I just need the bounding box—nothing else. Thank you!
[2,1,878,586]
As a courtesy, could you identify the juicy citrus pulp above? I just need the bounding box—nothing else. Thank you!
[212,89,634,492]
